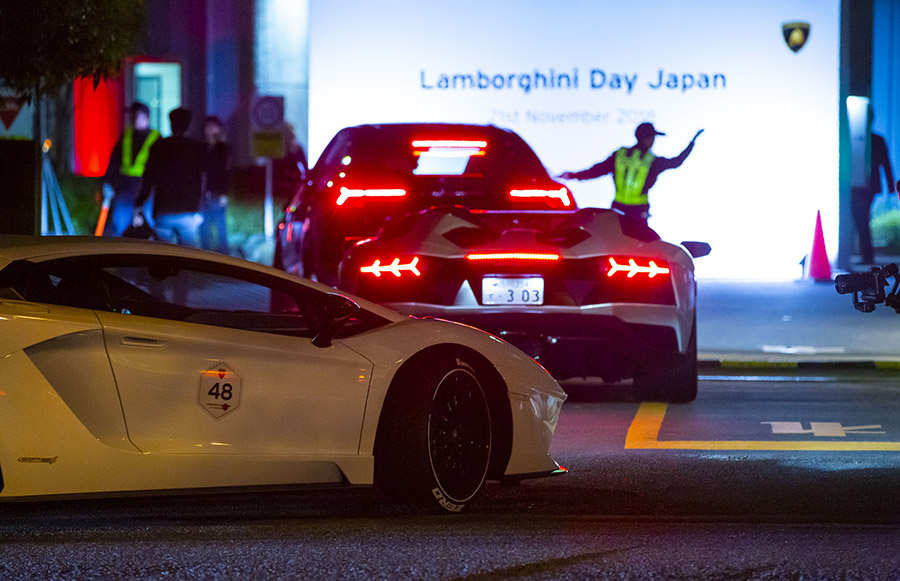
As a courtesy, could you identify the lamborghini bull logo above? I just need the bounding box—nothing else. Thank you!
[782,21,810,53]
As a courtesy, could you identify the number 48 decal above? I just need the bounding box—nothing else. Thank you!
[208,382,234,400]
[199,362,242,418]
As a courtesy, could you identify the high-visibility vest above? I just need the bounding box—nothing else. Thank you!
[121,128,160,177]
[613,147,655,206]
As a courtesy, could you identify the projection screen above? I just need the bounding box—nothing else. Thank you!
[309,0,840,279]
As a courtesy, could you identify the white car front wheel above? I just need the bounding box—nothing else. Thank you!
[376,354,493,513]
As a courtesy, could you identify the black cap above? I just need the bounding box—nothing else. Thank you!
[635,122,665,140]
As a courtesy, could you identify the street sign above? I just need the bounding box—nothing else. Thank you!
[251,95,285,159]
[0,93,32,139]
[251,95,286,240]
[0,96,24,130]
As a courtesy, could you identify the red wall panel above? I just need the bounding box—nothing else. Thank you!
[73,77,122,177]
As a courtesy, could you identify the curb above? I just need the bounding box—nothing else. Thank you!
[699,359,900,371]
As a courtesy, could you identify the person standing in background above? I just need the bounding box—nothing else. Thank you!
[199,115,231,254]
[851,130,895,265]
[275,122,308,201]
[101,102,160,236]
[134,107,206,247]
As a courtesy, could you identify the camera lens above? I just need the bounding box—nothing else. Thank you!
[835,272,873,295]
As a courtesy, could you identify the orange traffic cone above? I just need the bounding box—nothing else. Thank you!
[807,210,832,282]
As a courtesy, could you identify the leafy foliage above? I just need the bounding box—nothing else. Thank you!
[0,0,146,100]
[872,209,900,254]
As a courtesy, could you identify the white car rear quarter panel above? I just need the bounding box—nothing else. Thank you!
[0,300,98,358]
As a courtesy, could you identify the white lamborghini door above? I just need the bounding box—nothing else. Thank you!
[92,260,374,456]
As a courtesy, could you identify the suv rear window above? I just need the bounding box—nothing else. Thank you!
[348,133,548,182]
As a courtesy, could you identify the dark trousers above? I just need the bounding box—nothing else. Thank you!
[611,201,651,227]
[851,186,876,264]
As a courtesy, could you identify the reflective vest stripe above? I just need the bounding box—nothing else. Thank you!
[613,148,655,206]
[121,129,160,177]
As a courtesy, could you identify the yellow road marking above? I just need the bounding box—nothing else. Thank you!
[625,402,900,451]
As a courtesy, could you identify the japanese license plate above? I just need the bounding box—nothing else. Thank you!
[481,277,544,305]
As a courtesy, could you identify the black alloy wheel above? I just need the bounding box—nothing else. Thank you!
[427,367,492,504]
[375,354,494,513]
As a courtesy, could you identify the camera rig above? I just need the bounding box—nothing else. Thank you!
[835,263,900,313]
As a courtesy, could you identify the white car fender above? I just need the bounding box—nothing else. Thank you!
[339,317,566,476]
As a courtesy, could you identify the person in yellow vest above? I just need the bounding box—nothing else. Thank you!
[101,101,161,236]
[559,122,703,226]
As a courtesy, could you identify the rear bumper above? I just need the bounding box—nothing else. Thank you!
[390,304,690,381]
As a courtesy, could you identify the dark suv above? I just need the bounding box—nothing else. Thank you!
[274,123,572,285]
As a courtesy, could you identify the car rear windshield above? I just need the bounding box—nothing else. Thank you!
[351,133,547,180]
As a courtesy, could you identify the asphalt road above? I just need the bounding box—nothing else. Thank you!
[697,278,900,362]
[4,372,900,579]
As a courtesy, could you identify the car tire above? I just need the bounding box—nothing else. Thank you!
[375,354,493,513]
[632,319,698,403]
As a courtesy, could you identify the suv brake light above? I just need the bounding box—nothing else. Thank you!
[509,187,573,208]
[336,187,406,206]
[412,140,487,148]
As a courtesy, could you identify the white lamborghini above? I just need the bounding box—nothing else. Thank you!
[0,236,565,512]
[339,206,710,403]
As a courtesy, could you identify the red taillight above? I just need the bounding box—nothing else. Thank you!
[412,140,487,148]
[360,257,421,277]
[336,187,406,206]
[466,252,560,261]
[606,257,670,278]
[509,187,573,208]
